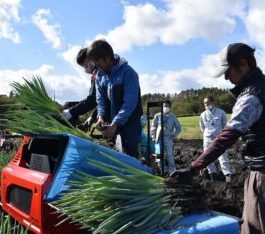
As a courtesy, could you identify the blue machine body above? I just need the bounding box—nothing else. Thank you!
[155,211,240,234]
[45,133,151,201]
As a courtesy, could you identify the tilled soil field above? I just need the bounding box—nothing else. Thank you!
[174,139,246,218]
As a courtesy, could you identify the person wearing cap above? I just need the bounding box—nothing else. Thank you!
[87,39,143,159]
[170,42,265,234]
[200,96,232,182]
[62,47,98,131]
[151,101,181,174]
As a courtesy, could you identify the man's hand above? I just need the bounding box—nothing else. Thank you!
[169,167,196,178]
[102,123,117,139]
[95,117,105,130]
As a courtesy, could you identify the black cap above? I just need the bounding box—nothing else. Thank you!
[214,43,255,77]
[76,48,87,66]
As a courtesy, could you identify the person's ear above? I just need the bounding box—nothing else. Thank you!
[104,56,112,62]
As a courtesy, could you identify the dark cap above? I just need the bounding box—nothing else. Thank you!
[214,43,255,77]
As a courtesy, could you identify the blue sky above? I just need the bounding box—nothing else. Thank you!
[1,0,265,103]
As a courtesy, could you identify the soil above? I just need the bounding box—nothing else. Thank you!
[173,139,246,218]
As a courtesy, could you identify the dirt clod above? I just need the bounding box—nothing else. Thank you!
[173,139,245,217]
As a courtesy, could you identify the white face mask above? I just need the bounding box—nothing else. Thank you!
[163,107,170,114]
[205,105,213,110]
[84,64,97,74]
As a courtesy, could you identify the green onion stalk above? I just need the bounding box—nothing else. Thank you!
[0,211,28,234]
[0,151,14,172]
[0,76,108,146]
[0,151,16,185]
[53,152,201,234]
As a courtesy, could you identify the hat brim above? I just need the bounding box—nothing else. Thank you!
[213,65,229,78]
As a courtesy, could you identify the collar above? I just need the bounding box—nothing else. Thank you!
[109,55,120,75]
[91,69,98,80]
[230,67,264,97]
[210,106,216,112]
[97,55,120,77]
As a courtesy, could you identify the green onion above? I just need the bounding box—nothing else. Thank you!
[2,76,109,146]
[0,210,28,234]
[53,152,190,233]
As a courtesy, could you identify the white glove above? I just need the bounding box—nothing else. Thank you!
[83,117,93,127]
[62,109,72,120]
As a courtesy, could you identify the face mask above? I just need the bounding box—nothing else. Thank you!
[163,107,170,114]
[205,105,213,110]
[84,64,97,74]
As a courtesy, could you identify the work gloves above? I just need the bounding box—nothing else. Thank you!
[62,109,72,120]
[78,117,94,132]
[169,167,196,178]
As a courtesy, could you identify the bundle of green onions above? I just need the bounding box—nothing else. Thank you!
[0,76,97,141]
[54,152,200,234]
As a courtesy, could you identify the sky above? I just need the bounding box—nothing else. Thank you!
[1,0,265,104]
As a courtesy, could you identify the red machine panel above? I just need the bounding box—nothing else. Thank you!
[1,135,82,234]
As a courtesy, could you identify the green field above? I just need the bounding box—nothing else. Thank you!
[146,116,202,140]
[177,114,231,139]
[178,116,202,139]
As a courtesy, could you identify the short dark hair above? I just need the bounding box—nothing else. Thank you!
[205,96,215,102]
[232,55,257,71]
[76,48,87,66]
[86,39,114,61]
[164,100,171,107]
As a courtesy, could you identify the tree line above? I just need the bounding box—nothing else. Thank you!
[141,87,236,116]
[0,87,235,128]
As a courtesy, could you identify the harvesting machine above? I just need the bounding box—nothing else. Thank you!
[0,133,240,233]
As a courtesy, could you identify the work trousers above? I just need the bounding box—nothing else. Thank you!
[119,118,141,159]
[156,137,176,174]
[241,169,265,234]
[203,137,231,176]
[164,138,176,173]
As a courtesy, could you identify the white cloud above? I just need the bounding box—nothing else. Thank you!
[244,2,265,51]
[139,52,232,95]
[4,0,265,104]
[61,44,231,99]
[0,65,91,104]
[90,0,245,53]
[61,44,87,78]
[32,9,62,49]
[236,0,265,72]
[0,0,21,43]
